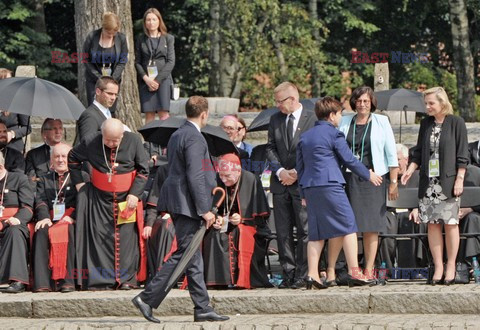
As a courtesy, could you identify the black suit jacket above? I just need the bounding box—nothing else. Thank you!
[135,33,175,84]
[74,104,108,146]
[468,141,480,167]
[411,115,469,199]
[158,121,216,219]
[83,28,128,83]
[266,109,316,194]
[25,143,51,180]
[2,146,25,173]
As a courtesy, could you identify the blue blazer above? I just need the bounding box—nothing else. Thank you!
[339,113,398,176]
[296,121,370,197]
[158,121,217,219]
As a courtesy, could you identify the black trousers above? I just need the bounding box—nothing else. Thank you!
[139,214,212,312]
[272,185,308,280]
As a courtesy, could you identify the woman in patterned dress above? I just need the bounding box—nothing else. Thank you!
[401,87,469,285]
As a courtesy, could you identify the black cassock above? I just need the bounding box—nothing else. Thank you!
[69,132,149,289]
[32,171,77,291]
[144,161,176,282]
[203,170,272,289]
[1,146,25,173]
[0,172,34,285]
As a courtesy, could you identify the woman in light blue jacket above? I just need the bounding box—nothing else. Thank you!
[338,86,398,281]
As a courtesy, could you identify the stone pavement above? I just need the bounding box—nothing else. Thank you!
[2,313,480,330]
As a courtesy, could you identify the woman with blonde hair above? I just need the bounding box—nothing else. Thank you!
[135,8,175,123]
[402,87,469,285]
[83,11,128,112]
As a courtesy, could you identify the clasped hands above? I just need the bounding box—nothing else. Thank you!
[143,76,159,92]
[279,169,297,186]
[212,213,241,230]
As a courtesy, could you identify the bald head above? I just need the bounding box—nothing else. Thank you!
[101,118,124,149]
[51,142,72,174]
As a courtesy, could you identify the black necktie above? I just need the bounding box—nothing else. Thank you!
[287,114,294,146]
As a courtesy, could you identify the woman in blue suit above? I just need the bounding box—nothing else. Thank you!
[297,97,382,289]
[339,86,399,280]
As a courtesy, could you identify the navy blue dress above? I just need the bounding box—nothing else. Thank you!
[296,121,370,241]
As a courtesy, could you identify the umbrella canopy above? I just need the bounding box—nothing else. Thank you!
[247,98,319,132]
[0,77,85,120]
[374,88,426,113]
[138,117,238,157]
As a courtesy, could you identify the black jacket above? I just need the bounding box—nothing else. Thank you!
[411,115,469,199]
[135,33,175,84]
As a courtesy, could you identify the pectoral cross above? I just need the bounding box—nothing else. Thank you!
[107,171,113,183]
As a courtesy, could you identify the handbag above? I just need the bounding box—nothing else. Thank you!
[455,262,470,284]
[170,77,180,101]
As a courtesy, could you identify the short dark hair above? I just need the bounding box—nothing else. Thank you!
[349,86,377,112]
[185,96,208,118]
[41,118,63,133]
[0,119,7,129]
[315,97,342,120]
[95,76,119,90]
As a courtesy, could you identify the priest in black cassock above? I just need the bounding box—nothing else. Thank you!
[32,143,77,292]
[0,153,34,293]
[205,153,272,289]
[0,120,25,173]
[25,118,64,186]
[143,157,176,281]
[69,118,149,290]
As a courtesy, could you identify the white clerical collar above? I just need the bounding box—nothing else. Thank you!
[187,120,201,133]
[93,100,111,119]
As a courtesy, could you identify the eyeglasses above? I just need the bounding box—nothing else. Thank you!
[238,126,245,131]
[355,99,371,104]
[221,125,238,132]
[275,96,292,105]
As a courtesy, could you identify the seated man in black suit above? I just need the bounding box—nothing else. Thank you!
[0,120,24,173]
[25,118,64,187]
[74,76,119,145]
[468,140,480,167]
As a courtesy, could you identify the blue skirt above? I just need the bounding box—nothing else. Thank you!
[304,185,358,241]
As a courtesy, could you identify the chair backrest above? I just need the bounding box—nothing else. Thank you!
[387,186,480,209]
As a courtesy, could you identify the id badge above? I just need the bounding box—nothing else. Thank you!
[220,215,229,233]
[261,170,272,189]
[428,159,440,177]
[147,65,158,79]
[101,66,112,76]
[53,203,66,221]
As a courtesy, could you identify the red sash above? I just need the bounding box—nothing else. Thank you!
[0,207,19,231]
[136,201,147,282]
[91,167,136,192]
[48,207,75,280]
[236,224,256,289]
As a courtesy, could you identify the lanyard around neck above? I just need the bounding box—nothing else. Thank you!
[0,172,8,207]
[225,179,240,216]
[352,114,371,163]
[53,172,70,203]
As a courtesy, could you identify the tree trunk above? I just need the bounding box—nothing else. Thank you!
[31,0,47,34]
[308,0,321,97]
[74,0,142,131]
[209,0,222,96]
[449,0,477,121]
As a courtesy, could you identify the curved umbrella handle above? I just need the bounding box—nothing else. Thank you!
[211,186,226,215]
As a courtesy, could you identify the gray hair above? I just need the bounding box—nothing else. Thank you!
[396,144,409,158]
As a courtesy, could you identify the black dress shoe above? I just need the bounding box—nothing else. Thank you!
[305,276,327,290]
[60,286,75,293]
[132,296,160,323]
[119,283,134,290]
[2,281,25,293]
[346,274,376,287]
[291,278,307,289]
[444,278,455,286]
[277,278,292,289]
[194,310,229,322]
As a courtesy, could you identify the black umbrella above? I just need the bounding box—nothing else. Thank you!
[0,77,85,120]
[247,98,319,132]
[374,88,426,142]
[165,187,226,291]
[138,117,239,157]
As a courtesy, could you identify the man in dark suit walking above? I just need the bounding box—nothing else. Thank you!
[266,82,316,289]
[74,76,118,146]
[132,96,229,323]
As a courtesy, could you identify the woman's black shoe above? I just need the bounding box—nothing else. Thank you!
[431,279,443,286]
[347,274,376,287]
[305,276,327,290]
[325,279,337,287]
[443,278,455,286]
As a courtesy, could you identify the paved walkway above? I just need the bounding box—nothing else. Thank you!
[2,313,480,329]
